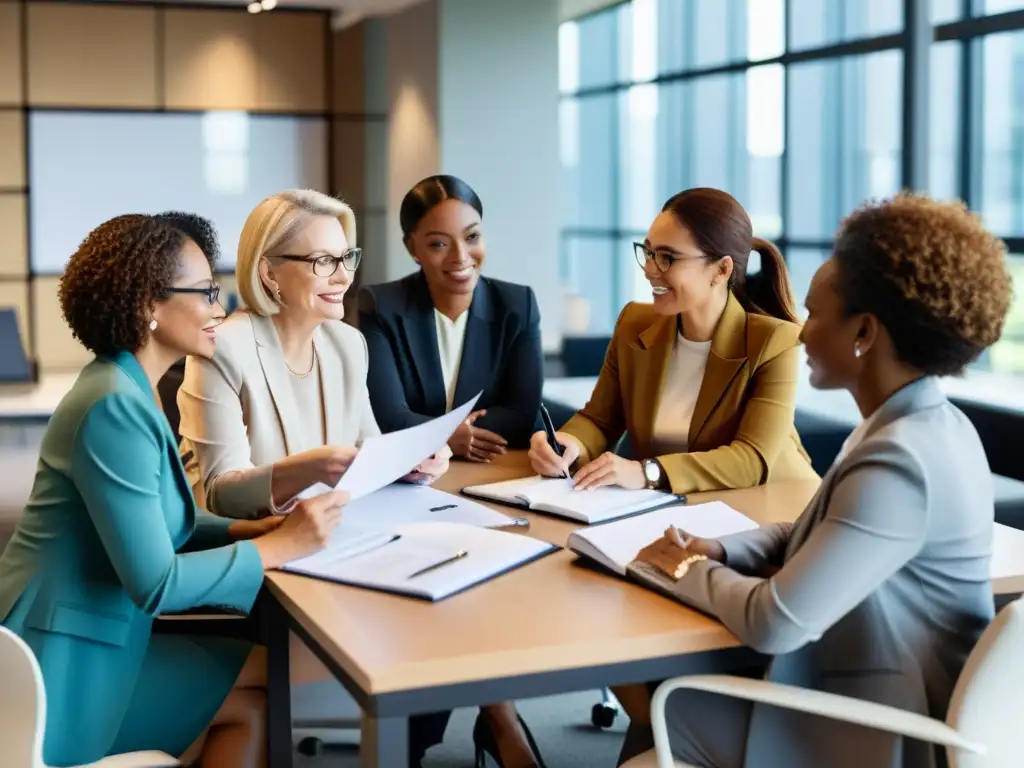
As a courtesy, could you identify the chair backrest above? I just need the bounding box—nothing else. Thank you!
[0,309,33,383]
[945,597,1024,767]
[0,626,46,768]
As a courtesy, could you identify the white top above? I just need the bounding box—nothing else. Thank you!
[652,332,712,454]
[287,356,326,450]
[434,308,470,412]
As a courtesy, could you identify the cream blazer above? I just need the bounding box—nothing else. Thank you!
[177,310,380,518]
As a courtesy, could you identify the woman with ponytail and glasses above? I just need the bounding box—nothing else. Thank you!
[529,187,815,495]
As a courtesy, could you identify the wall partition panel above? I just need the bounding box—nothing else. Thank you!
[0,2,22,107]
[26,3,158,108]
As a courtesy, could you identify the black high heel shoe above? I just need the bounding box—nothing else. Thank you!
[472,710,548,768]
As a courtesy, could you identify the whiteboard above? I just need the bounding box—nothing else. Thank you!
[29,111,328,272]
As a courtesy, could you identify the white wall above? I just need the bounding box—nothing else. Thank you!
[438,0,562,351]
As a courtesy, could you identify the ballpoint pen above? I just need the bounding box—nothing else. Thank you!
[407,550,469,579]
[538,403,571,480]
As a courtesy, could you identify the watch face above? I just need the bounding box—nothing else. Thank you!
[644,460,659,483]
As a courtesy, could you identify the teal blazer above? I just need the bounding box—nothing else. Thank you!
[0,351,264,764]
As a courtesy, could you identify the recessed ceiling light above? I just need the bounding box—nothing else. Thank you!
[261,0,278,9]
[247,1,262,12]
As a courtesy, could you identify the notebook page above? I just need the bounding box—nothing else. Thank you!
[569,501,759,572]
[282,526,398,574]
[384,522,554,600]
[341,485,520,529]
[526,480,672,523]
[462,475,549,504]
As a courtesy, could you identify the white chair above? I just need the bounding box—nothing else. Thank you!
[623,596,1024,768]
[0,625,180,768]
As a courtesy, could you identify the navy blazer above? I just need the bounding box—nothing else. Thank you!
[357,272,543,448]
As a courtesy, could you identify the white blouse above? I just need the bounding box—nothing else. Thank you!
[434,308,469,412]
[652,332,712,454]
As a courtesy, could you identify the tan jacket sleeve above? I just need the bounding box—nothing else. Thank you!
[659,326,803,495]
[177,351,274,519]
[559,305,632,467]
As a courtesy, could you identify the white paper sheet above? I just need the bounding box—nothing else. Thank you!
[340,484,526,530]
[298,393,481,501]
[568,501,759,575]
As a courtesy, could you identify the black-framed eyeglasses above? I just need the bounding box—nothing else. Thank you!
[273,248,362,277]
[635,241,699,273]
[166,282,221,306]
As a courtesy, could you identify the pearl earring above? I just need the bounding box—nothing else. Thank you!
[275,288,282,304]
[854,343,862,358]
[149,319,158,331]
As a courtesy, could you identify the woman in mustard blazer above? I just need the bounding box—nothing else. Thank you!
[529,187,816,495]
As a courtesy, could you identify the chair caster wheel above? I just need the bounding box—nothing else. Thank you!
[296,736,324,756]
[591,702,617,729]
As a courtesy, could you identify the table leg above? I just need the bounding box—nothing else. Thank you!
[263,594,293,768]
[360,712,409,768]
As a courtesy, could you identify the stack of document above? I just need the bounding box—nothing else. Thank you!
[462,475,678,524]
[282,521,556,601]
[298,393,481,502]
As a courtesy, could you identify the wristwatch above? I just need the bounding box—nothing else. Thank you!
[641,458,664,490]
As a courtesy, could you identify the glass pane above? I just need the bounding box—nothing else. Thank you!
[619,85,660,231]
[559,22,580,94]
[747,0,786,61]
[930,41,961,201]
[562,94,615,228]
[576,7,619,90]
[976,30,1024,235]
[657,0,689,73]
[785,248,831,319]
[986,256,1024,374]
[694,0,736,67]
[563,236,618,335]
[978,0,1024,14]
[932,0,963,23]
[789,0,903,51]
[746,64,784,238]
[787,51,903,240]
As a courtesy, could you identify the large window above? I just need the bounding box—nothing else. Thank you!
[560,0,1024,382]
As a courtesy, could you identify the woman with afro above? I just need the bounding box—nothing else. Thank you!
[625,193,1013,768]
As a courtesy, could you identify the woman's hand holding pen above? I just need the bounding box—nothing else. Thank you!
[635,526,726,579]
[528,430,581,477]
[450,409,507,462]
[252,490,348,569]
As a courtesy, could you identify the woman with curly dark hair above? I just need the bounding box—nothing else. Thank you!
[0,213,348,767]
[622,194,1013,768]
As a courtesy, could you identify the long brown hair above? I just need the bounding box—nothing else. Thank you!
[661,188,799,324]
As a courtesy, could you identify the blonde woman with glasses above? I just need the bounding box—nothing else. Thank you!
[176,189,452,765]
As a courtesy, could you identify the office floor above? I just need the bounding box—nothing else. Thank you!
[294,692,629,768]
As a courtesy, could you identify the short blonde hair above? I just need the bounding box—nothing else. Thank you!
[237,189,357,316]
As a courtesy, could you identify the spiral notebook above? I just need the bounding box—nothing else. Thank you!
[462,475,680,524]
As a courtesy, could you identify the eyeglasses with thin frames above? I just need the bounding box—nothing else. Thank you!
[633,241,704,273]
[273,248,363,277]
[166,283,221,306]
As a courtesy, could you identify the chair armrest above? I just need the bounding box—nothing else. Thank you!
[648,675,984,768]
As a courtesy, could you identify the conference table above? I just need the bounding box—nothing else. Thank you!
[262,451,1024,768]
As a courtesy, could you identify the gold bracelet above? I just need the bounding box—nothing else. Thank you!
[673,553,708,580]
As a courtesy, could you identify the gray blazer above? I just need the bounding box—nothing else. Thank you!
[673,377,995,768]
[177,310,380,518]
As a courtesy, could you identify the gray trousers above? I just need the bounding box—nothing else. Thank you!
[663,687,752,768]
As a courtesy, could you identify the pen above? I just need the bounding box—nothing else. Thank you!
[538,403,571,480]
[407,550,469,579]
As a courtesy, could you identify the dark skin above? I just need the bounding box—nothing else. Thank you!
[620,257,927,732]
[405,199,508,463]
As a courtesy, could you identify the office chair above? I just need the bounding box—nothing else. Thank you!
[0,625,180,768]
[0,308,35,384]
[622,597,1024,767]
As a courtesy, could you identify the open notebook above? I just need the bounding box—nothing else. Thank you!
[567,501,759,595]
[461,475,679,524]
[280,521,556,601]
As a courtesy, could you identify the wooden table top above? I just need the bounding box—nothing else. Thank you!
[267,452,1024,696]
